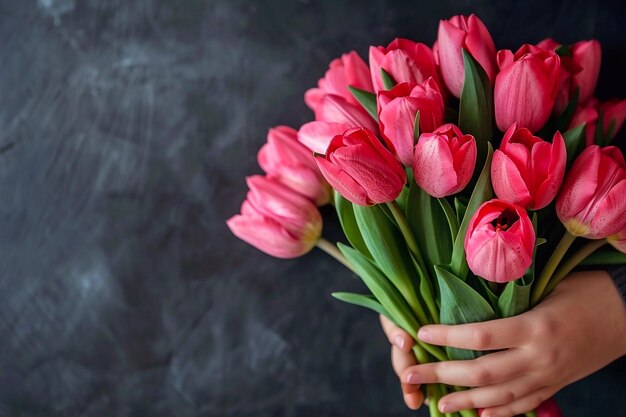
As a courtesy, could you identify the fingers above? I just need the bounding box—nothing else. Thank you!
[400,349,526,387]
[392,345,417,377]
[401,382,424,410]
[380,314,414,352]
[417,316,530,351]
[437,373,544,413]
[479,387,556,417]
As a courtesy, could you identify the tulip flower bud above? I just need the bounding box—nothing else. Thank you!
[378,78,445,165]
[258,126,332,206]
[568,98,626,146]
[557,146,626,239]
[314,127,406,206]
[227,176,323,258]
[571,40,601,104]
[413,123,476,198]
[600,99,626,140]
[436,14,497,98]
[369,38,445,95]
[491,124,566,210]
[495,45,560,133]
[465,199,535,283]
[569,101,599,146]
[305,51,373,111]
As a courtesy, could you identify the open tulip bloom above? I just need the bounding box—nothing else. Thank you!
[227,13,626,417]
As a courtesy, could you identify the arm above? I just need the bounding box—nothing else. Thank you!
[380,270,626,416]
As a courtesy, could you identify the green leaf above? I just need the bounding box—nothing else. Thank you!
[407,180,453,272]
[396,184,410,214]
[497,280,531,318]
[439,197,459,240]
[555,88,579,132]
[580,248,626,266]
[331,292,390,317]
[450,143,494,279]
[381,68,397,90]
[563,123,586,168]
[454,197,468,224]
[348,86,378,121]
[458,49,493,170]
[352,204,421,318]
[413,110,421,145]
[333,192,372,258]
[435,266,497,360]
[339,244,421,334]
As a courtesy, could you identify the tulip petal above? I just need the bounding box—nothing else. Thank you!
[330,144,404,203]
[414,135,458,198]
[298,121,352,154]
[491,150,532,207]
[315,156,370,206]
[379,96,419,165]
[227,214,310,258]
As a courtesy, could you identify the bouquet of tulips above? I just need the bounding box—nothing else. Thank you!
[227,14,626,417]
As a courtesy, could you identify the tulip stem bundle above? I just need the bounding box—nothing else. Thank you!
[387,200,426,268]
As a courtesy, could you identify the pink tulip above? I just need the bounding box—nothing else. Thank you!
[377,78,445,165]
[491,124,566,210]
[314,127,406,206]
[369,38,445,95]
[601,99,626,139]
[571,40,601,104]
[556,145,626,239]
[536,39,582,115]
[258,126,331,205]
[495,44,560,133]
[305,51,373,111]
[569,98,626,146]
[312,94,379,133]
[297,121,352,154]
[413,123,476,198]
[436,14,497,98]
[569,101,599,146]
[464,199,535,283]
[226,176,322,258]
[535,398,564,417]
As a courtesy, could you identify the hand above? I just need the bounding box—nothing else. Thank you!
[380,270,626,417]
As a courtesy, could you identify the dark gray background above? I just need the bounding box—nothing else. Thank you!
[0,1,625,416]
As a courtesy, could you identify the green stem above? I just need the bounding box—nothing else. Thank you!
[525,411,538,417]
[427,384,445,417]
[412,344,430,365]
[386,200,439,324]
[531,230,577,306]
[418,341,448,362]
[439,197,459,238]
[387,200,426,269]
[544,238,608,295]
[316,238,355,273]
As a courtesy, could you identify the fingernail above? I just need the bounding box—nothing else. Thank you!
[439,402,454,413]
[417,328,431,342]
[394,335,405,349]
[406,372,422,384]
